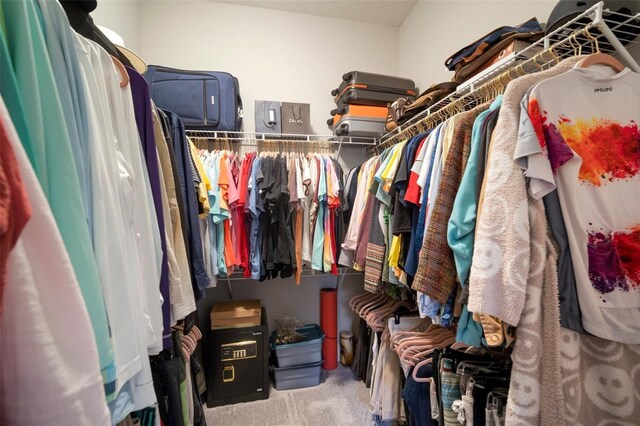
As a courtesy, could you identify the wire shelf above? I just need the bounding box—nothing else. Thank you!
[371,1,640,153]
[184,129,379,146]
[221,267,362,281]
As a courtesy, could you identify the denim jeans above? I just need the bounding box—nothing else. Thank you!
[402,364,438,426]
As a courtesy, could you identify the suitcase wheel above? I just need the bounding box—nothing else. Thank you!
[331,88,339,97]
[337,106,347,115]
[327,118,334,127]
[330,108,338,116]
[342,72,352,82]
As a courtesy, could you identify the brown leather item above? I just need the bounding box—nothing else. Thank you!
[452,32,543,83]
[386,81,459,130]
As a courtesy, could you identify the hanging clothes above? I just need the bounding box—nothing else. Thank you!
[1,97,111,426]
[0,0,116,394]
[193,148,345,282]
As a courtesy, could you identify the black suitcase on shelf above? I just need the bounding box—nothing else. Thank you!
[331,71,416,108]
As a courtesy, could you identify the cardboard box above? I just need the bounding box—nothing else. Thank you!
[211,300,261,330]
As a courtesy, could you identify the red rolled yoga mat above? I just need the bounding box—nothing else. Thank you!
[320,288,338,370]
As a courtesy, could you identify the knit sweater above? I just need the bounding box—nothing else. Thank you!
[412,103,489,302]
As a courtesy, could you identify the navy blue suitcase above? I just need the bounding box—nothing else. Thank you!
[145,65,243,131]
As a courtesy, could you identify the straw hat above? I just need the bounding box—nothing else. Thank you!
[99,26,148,74]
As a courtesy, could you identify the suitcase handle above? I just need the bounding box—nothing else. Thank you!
[335,124,348,136]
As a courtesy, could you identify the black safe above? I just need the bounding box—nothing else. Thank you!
[205,308,269,407]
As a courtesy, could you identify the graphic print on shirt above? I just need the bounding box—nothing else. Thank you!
[530,98,640,185]
[589,227,640,295]
[529,96,640,297]
[557,118,640,186]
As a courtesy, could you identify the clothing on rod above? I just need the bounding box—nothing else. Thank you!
[0,1,205,423]
[342,54,640,426]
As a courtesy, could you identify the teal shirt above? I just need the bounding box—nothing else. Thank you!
[0,0,114,388]
[35,0,92,228]
[448,96,502,346]
[448,96,503,286]
[311,157,327,271]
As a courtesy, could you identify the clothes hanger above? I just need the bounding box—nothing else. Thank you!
[355,293,387,316]
[360,296,394,321]
[412,357,434,382]
[400,335,455,360]
[365,297,399,320]
[110,55,129,87]
[367,300,414,330]
[395,327,453,354]
[390,322,441,347]
[451,341,471,351]
[576,27,625,72]
[405,336,456,363]
[400,332,456,366]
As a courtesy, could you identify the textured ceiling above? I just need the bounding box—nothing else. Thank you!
[213,0,418,27]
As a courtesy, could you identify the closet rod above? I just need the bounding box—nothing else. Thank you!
[184,130,379,146]
[371,1,640,153]
[222,271,363,281]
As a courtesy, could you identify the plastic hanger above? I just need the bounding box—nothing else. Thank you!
[111,55,129,87]
[358,294,389,318]
[412,357,434,382]
[349,293,372,310]
[361,297,394,321]
[395,327,453,354]
[351,292,380,312]
[406,336,456,362]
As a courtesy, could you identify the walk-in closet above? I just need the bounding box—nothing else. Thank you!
[2,1,640,425]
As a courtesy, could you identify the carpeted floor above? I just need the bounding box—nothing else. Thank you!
[205,366,371,426]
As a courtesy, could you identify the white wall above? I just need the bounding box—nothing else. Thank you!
[91,0,143,53]
[197,274,366,339]
[399,0,557,92]
[137,0,399,134]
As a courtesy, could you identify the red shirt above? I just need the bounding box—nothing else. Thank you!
[404,136,428,206]
[0,118,32,310]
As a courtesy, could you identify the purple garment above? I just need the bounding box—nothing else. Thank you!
[127,67,171,349]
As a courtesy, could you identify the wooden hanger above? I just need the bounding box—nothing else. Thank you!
[110,55,129,87]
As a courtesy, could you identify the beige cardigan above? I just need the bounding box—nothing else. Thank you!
[469,57,583,426]
[473,56,640,425]
[468,56,582,326]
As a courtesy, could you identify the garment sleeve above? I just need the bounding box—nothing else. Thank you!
[514,90,557,200]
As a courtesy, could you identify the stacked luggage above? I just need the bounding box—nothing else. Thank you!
[386,17,545,133]
[327,71,416,138]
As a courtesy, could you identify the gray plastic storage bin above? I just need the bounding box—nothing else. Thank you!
[271,360,323,391]
[270,324,324,368]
